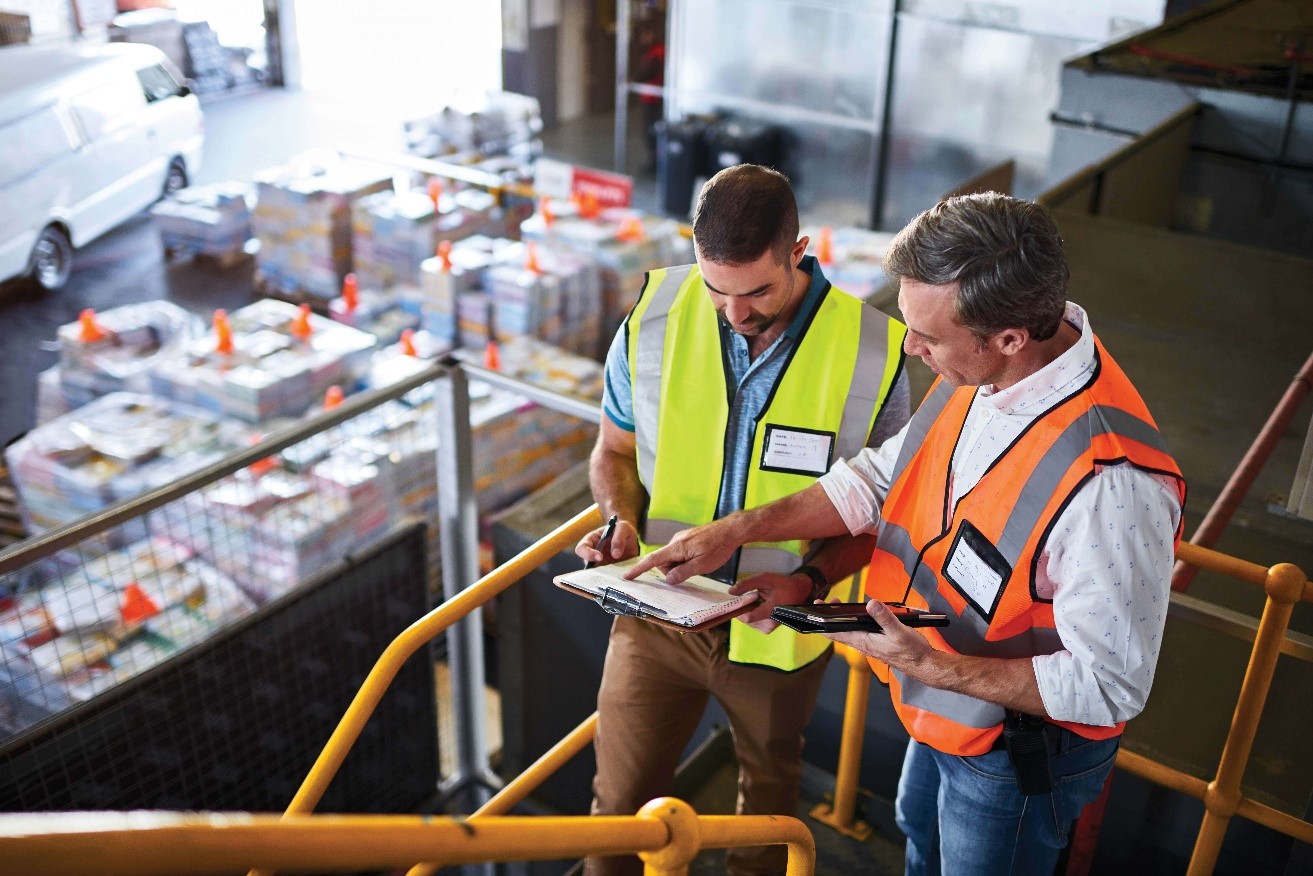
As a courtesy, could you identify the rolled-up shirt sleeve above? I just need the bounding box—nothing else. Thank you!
[1032,465,1183,726]
[818,424,906,536]
[600,327,635,431]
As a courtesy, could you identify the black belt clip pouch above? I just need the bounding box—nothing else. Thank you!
[1003,711,1053,796]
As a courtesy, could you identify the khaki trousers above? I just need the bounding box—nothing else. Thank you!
[585,616,831,876]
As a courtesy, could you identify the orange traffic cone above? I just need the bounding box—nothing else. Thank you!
[291,303,313,341]
[525,241,543,275]
[323,385,344,409]
[617,215,645,242]
[341,273,359,313]
[213,309,234,355]
[78,308,107,343]
[399,328,417,357]
[817,226,835,266]
[437,239,453,272]
[246,433,277,478]
[484,340,501,371]
[427,177,443,209]
[120,582,160,624]
[579,191,601,219]
[540,197,555,227]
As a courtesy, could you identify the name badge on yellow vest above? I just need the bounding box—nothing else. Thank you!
[759,424,834,477]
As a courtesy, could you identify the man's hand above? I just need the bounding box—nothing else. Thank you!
[823,599,933,671]
[727,571,815,634]
[575,519,640,566]
[624,517,742,584]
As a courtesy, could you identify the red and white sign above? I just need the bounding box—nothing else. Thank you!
[534,158,633,208]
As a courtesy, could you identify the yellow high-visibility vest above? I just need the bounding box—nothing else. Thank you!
[626,263,906,670]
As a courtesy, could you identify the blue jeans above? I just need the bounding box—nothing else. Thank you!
[895,731,1119,876]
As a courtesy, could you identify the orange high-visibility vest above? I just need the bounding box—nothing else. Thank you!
[866,335,1185,756]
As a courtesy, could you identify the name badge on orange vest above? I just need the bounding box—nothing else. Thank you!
[943,520,1013,619]
[760,424,834,477]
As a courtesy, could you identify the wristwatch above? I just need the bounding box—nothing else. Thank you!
[791,564,829,603]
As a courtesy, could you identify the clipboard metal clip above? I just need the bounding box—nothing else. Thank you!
[595,587,663,620]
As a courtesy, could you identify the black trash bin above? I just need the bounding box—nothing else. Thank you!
[655,117,708,218]
[704,118,784,172]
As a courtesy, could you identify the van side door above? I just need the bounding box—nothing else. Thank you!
[136,63,202,184]
[66,72,159,245]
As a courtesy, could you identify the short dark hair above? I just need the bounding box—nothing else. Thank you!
[884,193,1070,341]
[692,164,799,265]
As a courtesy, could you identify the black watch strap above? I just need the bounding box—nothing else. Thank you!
[792,564,829,603]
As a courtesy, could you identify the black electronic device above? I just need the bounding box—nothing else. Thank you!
[770,601,949,634]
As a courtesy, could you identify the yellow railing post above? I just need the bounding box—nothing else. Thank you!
[1187,562,1309,876]
[809,642,873,840]
[638,798,700,876]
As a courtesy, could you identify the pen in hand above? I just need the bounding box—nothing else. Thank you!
[585,515,619,569]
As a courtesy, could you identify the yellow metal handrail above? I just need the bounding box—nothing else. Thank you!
[278,504,602,822]
[812,539,1313,871]
[0,798,815,876]
[250,500,813,875]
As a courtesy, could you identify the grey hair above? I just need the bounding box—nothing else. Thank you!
[884,193,1069,341]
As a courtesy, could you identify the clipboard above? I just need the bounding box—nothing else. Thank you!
[554,560,760,633]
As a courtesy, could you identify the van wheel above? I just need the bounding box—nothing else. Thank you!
[27,226,73,293]
[163,157,188,197]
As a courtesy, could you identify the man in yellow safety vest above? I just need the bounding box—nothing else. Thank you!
[575,164,909,875]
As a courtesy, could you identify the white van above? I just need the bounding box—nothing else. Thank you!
[0,42,203,292]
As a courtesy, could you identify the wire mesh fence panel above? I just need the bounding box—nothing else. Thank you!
[0,523,435,813]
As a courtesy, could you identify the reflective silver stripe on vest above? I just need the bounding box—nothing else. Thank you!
[834,306,894,460]
[995,405,1171,566]
[893,668,1004,729]
[632,266,691,490]
[889,380,955,486]
[739,546,801,576]
[644,517,687,545]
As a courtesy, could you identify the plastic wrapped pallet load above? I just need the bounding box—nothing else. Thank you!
[4,393,251,547]
[149,300,377,423]
[151,183,253,259]
[351,188,501,291]
[251,154,392,300]
[37,301,200,423]
[520,202,689,355]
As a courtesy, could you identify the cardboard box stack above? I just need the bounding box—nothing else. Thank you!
[36,302,199,423]
[251,154,392,300]
[149,300,377,423]
[4,394,251,546]
[0,537,258,738]
[520,201,690,354]
[150,183,253,259]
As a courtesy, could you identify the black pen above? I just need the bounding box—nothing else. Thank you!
[586,515,619,569]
